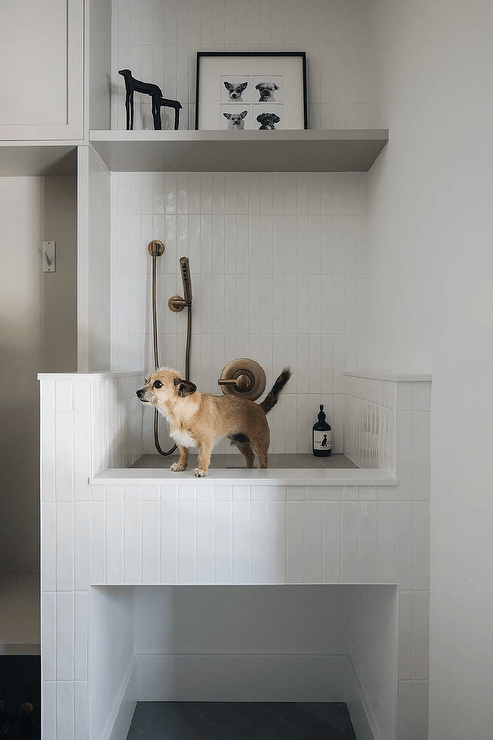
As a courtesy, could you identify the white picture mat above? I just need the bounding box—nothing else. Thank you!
[197,54,306,130]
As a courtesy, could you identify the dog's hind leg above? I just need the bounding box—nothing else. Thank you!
[250,432,269,469]
[229,433,255,468]
[235,441,255,468]
[255,449,268,469]
[171,446,188,472]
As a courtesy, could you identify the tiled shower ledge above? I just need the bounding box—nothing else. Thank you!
[90,467,397,486]
[344,370,432,382]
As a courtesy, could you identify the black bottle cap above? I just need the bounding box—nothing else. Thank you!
[318,405,325,421]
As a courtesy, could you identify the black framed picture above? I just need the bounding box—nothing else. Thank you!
[195,52,308,131]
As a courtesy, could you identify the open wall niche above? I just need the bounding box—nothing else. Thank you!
[89,584,398,740]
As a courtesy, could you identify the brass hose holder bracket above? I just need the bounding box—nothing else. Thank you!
[148,240,165,256]
[168,295,189,312]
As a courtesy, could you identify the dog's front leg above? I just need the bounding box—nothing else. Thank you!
[171,446,188,472]
[195,441,214,477]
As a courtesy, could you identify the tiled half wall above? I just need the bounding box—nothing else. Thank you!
[39,370,430,740]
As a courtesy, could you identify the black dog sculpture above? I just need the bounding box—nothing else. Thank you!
[118,69,182,130]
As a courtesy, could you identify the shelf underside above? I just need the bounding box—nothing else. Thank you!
[90,129,388,173]
[0,144,77,176]
[0,130,388,175]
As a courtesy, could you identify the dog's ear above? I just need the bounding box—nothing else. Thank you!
[223,112,231,119]
[174,378,197,397]
[240,110,248,119]
[224,81,234,91]
[239,81,248,91]
[274,83,280,90]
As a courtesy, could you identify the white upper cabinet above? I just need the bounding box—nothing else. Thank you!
[0,0,83,140]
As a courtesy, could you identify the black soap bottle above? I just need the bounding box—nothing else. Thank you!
[313,405,332,456]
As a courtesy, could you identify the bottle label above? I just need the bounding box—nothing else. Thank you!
[313,430,331,451]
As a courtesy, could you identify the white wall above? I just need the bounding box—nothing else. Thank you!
[111,0,370,132]
[348,586,398,740]
[365,1,493,737]
[42,177,78,371]
[111,170,368,454]
[78,146,112,372]
[134,585,353,701]
[134,585,350,656]
[89,586,135,740]
[0,178,42,573]
[0,176,77,574]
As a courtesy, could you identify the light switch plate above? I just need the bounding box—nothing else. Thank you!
[43,241,56,273]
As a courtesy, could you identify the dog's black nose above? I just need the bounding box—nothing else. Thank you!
[136,388,144,399]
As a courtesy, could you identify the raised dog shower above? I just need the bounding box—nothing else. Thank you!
[147,240,193,455]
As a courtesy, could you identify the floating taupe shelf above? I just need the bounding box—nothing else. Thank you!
[89,128,388,173]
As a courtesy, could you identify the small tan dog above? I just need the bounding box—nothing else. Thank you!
[136,367,290,477]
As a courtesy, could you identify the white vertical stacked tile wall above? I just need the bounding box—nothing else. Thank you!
[111,0,369,132]
[344,371,432,492]
[111,170,368,454]
[39,370,430,740]
[344,373,397,471]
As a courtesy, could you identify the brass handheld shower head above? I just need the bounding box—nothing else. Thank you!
[180,256,193,304]
[169,256,193,311]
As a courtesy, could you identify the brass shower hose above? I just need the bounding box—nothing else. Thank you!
[149,242,192,455]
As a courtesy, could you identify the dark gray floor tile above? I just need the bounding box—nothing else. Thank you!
[191,703,254,732]
[126,702,213,740]
[265,702,322,729]
[227,702,299,733]
[299,702,356,735]
[126,701,357,740]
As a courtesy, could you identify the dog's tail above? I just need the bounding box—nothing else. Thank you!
[260,368,291,414]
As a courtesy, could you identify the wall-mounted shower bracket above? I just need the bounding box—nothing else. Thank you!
[168,295,188,312]
[148,239,165,256]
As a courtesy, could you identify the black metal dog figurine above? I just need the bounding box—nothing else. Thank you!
[118,69,182,130]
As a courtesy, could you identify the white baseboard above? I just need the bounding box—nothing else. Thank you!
[101,657,137,740]
[137,653,350,702]
[346,657,380,740]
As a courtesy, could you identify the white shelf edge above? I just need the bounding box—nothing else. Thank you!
[90,467,398,487]
[90,128,389,142]
[89,128,389,173]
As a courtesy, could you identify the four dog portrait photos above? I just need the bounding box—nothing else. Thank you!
[195,52,307,130]
[221,75,283,130]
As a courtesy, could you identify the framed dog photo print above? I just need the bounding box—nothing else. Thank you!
[195,52,307,131]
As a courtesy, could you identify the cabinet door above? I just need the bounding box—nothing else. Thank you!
[0,0,83,140]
